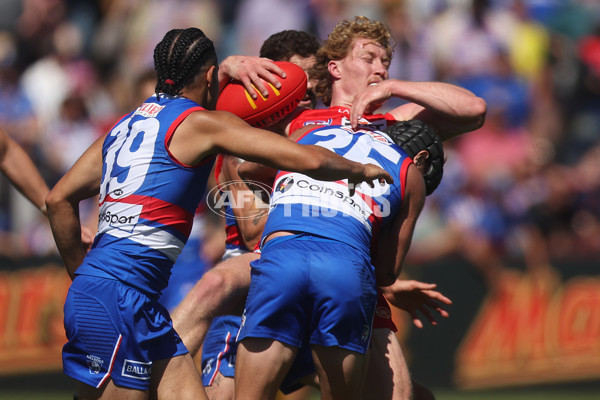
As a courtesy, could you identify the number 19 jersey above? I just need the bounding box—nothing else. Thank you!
[76,94,215,297]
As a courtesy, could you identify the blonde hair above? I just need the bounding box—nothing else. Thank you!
[312,16,394,106]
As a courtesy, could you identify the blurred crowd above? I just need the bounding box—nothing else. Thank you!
[0,0,598,286]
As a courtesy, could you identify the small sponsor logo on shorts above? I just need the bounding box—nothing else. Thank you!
[87,355,103,374]
[202,359,213,376]
[376,306,392,319]
[122,359,152,380]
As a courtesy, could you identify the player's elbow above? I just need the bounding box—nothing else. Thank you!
[45,188,67,215]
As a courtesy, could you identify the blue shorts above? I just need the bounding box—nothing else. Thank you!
[238,234,377,354]
[201,315,241,386]
[201,315,315,394]
[62,275,188,390]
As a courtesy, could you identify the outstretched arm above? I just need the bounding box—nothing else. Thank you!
[0,128,49,214]
[45,134,105,279]
[171,111,394,194]
[350,80,487,140]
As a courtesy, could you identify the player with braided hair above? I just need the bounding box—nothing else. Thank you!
[46,27,392,400]
[167,27,452,399]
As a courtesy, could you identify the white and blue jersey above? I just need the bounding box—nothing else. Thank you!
[76,94,215,297]
[63,94,215,390]
[238,125,412,354]
[264,124,411,256]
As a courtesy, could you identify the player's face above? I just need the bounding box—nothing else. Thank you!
[336,38,390,97]
[288,54,317,109]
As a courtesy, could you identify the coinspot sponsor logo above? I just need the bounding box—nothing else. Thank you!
[206,180,272,220]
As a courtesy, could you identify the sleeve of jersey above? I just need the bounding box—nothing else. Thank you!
[399,156,413,202]
[384,112,398,125]
[214,154,225,191]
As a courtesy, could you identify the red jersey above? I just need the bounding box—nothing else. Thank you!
[288,106,398,135]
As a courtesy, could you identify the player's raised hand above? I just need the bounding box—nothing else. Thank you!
[349,81,393,129]
[218,55,286,99]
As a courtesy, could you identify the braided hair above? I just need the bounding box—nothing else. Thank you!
[153,28,217,97]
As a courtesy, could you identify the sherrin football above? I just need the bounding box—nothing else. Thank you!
[216,61,307,128]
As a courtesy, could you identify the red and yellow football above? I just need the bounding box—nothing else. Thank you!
[216,61,307,128]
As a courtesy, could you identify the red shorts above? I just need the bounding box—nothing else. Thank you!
[372,290,397,332]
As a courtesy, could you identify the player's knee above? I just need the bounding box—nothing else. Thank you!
[199,269,232,303]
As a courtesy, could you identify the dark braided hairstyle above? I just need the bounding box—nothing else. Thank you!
[153,28,217,97]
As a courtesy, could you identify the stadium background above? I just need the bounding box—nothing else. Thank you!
[0,0,599,398]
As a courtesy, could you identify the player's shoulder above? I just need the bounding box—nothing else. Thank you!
[182,108,247,133]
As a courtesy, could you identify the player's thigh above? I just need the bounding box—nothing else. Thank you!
[311,344,367,400]
[151,353,207,400]
[77,380,147,400]
[235,338,297,400]
[204,372,235,400]
[364,328,411,400]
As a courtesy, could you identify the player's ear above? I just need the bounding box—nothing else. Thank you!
[328,60,342,79]
[413,150,430,172]
[206,65,217,88]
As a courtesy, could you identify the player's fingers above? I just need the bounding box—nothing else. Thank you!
[257,71,282,90]
[412,314,424,329]
[437,307,450,318]
[259,60,286,81]
[246,72,269,98]
[350,102,365,129]
[411,281,437,290]
[348,182,356,197]
[425,290,452,305]
[420,307,437,325]
[240,77,259,99]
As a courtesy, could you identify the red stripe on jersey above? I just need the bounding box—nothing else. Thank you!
[214,154,225,190]
[399,156,412,201]
[225,223,242,247]
[164,106,216,168]
[102,194,194,237]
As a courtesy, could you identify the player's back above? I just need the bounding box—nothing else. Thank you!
[263,124,412,256]
[78,95,215,297]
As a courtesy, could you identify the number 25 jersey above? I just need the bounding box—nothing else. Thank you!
[263,124,413,257]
